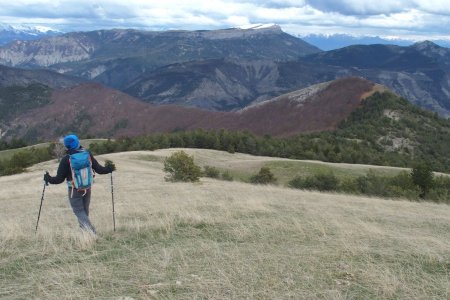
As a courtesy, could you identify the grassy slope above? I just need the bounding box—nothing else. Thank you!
[1,149,449,299]
[138,148,410,185]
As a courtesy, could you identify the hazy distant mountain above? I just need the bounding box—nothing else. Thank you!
[301,33,450,51]
[300,41,450,117]
[0,24,61,46]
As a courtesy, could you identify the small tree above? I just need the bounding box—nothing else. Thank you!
[49,142,66,161]
[289,172,339,192]
[221,171,234,181]
[250,167,277,184]
[411,163,434,198]
[163,151,202,182]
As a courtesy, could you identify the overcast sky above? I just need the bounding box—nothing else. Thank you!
[1,0,450,41]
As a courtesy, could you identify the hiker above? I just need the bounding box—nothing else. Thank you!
[44,134,116,233]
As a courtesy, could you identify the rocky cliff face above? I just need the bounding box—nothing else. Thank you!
[123,59,283,110]
[0,34,95,67]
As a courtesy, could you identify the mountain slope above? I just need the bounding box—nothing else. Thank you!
[5,77,376,141]
[123,58,347,111]
[123,59,283,110]
[121,43,450,116]
[300,42,450,116]
[0,64,85,89]
[0,66,86,138]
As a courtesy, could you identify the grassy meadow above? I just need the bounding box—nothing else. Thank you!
[1,149,449,299]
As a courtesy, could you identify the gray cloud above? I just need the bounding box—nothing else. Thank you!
[0,0,449,41]
[304,0,409,16]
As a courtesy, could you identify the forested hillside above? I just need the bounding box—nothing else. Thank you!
[88,92,450,172]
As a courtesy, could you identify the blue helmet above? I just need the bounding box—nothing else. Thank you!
[63,134,80,150]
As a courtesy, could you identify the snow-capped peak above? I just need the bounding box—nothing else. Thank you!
[0,24,62,45]
[0,23,60,33]
[239,23,278,30]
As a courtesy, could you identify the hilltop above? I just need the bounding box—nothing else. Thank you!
[1,149,449,299]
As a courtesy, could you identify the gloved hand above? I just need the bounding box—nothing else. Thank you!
[43,172,50,185]
[105,160,116,172]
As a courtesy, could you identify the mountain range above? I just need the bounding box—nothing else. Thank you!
[301,33,450,51]
[1,25,450,145]
[0,26,449,118]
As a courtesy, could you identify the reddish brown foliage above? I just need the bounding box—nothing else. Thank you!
[14,77,376,139]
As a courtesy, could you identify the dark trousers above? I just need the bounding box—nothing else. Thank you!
[68,187,96,233]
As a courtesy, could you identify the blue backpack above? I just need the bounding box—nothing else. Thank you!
[68,150,94,194]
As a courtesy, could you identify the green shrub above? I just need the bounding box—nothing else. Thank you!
[411,163,434,198]
[386,171,420,199]
[426,175,450,203]
[314,173,339,191]
[0,151,34,175]
[288,176,303,189]
[221,171,233,181]
[339,177,359,193]
[356,171,389,197]
[288,172,339,191]
[250,167,277,184]
[203,165,220,178]
[163,151,202,182]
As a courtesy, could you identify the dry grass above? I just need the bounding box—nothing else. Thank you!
[1,149,449,299]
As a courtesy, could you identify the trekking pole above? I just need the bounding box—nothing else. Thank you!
[110,172,116,232]
[35,173,48,234]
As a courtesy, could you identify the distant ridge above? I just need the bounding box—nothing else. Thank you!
[0,26,319,69]
[301,33,450,50]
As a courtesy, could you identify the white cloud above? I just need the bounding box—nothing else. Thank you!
[0,0,448,41]
[415,0,450,15]
[225,16,251,27]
